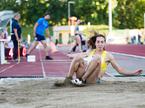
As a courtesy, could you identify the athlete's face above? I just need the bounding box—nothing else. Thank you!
[45,15,50,20]
[15,14,21,20]
[95,36,106,51]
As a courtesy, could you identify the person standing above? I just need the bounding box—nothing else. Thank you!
[26,12,53,60]
[11,13,21,61]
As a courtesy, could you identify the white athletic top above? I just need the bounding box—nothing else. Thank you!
[83,56,94,65]
[83,49,95,65]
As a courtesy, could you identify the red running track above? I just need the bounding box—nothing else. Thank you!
[0,50,71,78]
[0,44,145,78]
[106,44,145,57]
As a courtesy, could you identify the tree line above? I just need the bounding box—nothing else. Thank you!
[0,0,145,29]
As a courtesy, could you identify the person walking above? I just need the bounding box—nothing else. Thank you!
[26,12,53,60]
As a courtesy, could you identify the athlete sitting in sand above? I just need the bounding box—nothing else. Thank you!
[55,34,143,86]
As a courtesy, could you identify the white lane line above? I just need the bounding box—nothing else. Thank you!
[40,59,72,62]
[40,60,71,63]
[111,52,145,59]
[42,62,70,64]
[104,51,145,78]
[0,64,16,74]
[38,49,46,78]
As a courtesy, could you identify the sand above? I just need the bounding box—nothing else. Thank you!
[0,77,145,108]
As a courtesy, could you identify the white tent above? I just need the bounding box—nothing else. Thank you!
[0,10,14,33]
[0,10,14,64]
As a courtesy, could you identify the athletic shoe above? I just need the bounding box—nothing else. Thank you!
[26,54,29,58]
[71,78,86,87]
[13,58,18,62]
[45,56,53,60]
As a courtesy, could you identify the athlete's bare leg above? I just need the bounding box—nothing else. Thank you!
[41,40,50,56]
[66,55,84,78]
[81,55,101,84]
[27,41,39,54]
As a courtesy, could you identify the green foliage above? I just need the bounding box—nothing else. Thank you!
[74,0,108,25]
[83,25,109,37]
[114,0,145,29]
[0,0,145,29]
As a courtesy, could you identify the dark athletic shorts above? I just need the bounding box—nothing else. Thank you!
[35,34,46,41]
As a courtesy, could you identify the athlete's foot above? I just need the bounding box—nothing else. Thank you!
[64,77,73,86]
[45,56,53,60]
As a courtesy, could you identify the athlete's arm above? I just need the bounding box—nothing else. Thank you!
[33,22,38,37]
[109,53,142,76]
[75,35,81,51]
[45,28,51,39]
[67,51,88,59]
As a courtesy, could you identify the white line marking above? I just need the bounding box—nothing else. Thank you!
[111,52,145,59]
[39,49,46,78]
[40,62,70,64]
[105,52,145,77]
[0,64,16,74]
[40,59,71,62]
[105,72,115,77]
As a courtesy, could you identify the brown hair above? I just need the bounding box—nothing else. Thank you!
[87,35,97,49]
[87,33,106,50]
[43,11,50,17]
[96,34,106,42]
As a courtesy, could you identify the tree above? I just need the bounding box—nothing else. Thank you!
[0,0,145,29]
[114,0,145,29]
[74,0,108,25]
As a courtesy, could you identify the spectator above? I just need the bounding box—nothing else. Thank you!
[11,12,22,61]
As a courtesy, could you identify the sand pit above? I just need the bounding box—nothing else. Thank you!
[0,77,145,108]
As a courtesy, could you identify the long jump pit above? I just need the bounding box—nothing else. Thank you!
[0,47,145,108]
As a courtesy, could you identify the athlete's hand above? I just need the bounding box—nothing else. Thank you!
[17,38,21,43]
[33,32,36,37]
[48,36,52,41]
[133,69,143,75]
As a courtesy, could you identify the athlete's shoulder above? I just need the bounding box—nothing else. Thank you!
[105,51,114,60]
[39,17,44,20]
[37,17,44,23]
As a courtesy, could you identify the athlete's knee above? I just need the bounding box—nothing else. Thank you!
[74,62,80,69]
[73,55,82,62]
